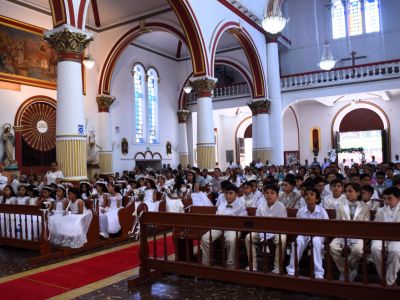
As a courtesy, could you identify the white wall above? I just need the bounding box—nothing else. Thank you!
[281,0,400,75]
[289,97,400,164]
[283,107,299,152]
[109,45,184,172]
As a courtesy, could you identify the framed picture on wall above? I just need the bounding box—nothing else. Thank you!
[284,151,299,166]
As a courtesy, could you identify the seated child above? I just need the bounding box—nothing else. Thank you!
[245,184,287,272]
[370,187,400,287]
[286,187,329,279]
[239,181,259,208]
[314,177,327,205]
[279,178,301,208]
[330,182,370,281]
[250,180,264,204]
[373,171,388,199]
[323,179,346,209]
[201,183,247,268]
[361,184,380,210]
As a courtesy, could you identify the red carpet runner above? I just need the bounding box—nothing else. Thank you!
[0,236,174,300]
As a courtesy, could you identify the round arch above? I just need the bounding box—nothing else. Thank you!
[210,21,266,99]
[178,59,254,110]
[331,101,391,160]
[235,116,252,163]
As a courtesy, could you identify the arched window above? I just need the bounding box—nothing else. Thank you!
[147,68,159,144]
[347,0,362,36]
[364,0,380,33]
[331,0,380,39]
[133,64,145,143]
[331,0,346,39]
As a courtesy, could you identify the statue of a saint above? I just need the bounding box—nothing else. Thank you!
[2,124,15,165]
[87,131,101,165]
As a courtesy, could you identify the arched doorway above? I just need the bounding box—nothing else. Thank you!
[14,96,57,174]
[235,117,252,166]
[332,104,389,164]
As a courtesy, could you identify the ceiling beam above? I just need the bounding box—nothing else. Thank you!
[91,0,101,27]
[176,40,182,58]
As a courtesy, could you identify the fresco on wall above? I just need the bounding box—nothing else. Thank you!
[0,16,57,89]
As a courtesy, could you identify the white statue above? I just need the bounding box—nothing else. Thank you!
[2,123,15,165]
[87,131,101,165]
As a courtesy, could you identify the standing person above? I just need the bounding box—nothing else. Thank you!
[286,187,329,279]
[370,187,400,287]
[339,159,347,174]
[0,162,10,192]
[330,182,370,281]
[201,184,247,268]
[45,162,64,185]
[245,184,287,273]
[210,168,223,204]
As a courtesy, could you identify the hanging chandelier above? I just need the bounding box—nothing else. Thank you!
[183,83,192,94]
[318,41,337,71]
[262,0,289,34]
[83,54,95,69]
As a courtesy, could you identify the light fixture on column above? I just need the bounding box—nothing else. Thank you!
[83,5,95,69]
[262,0,289,34]
[318,41,337,70]
[183,46,192,94]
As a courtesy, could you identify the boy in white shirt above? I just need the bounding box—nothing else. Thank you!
[371,187,400,286]
[323,179,346,209]
[245,184,287,273]
[250,180,264,204]
[286,187,329,279]
[201,184,247,268]
[361,185,381,210]
[239,181,258,208]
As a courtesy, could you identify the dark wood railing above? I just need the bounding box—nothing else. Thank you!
[129,212,400,299]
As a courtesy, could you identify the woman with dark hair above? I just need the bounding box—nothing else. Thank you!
[49,187,93,248]
[79,181,92,201]
[0,185,16,204]
[142,177,159,212]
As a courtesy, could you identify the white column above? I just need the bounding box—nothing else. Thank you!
[96,95,116,175]
[177,110,190,167]
[267,39,284,165]
[45,26,92,180]
[190,76,217,170]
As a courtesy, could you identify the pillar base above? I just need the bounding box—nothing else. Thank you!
[197,145,216,170]
[254,148,272,164]
[56,136,88,180]
[179,153,189,168]
[99,152,113,175]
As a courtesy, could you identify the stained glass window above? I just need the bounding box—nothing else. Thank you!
[133,64,145,143]
[147,68,158,144]
[364,0,380,33]
[332,0,346,39]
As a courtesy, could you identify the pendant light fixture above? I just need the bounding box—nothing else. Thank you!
[83,4,95,69]
[183,45,192,94]
[318,2,337,70]
[262,0,289,34]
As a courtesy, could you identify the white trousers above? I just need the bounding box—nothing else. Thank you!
[330,238,363,275]
[371,240,400,286]
[286,235,325,278]
[201,230,237,267]
[245,232,287,271]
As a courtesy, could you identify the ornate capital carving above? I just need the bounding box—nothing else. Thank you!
[190,76,217,98]
[266,32,280,44]
[45,28,92,62]
[177,110,190,123]
[248,99,271,115]
[96,95,116,112]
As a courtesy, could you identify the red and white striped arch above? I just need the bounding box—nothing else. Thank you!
[48,0,91,30]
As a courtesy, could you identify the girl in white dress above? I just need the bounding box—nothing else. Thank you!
[27,185,39,205]
[52,185,68,213]
[143,178,160,212]
[164,175,185,213]
[95,182,110,238]
[100,182,123,235]
[0,185,16,204]
[186,172,213,206]
[49,188,93,248]
[79,181,91,202]
[16,185,29,205]
[38,185,56,210]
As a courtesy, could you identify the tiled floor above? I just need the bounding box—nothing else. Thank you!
[76,274,338,300]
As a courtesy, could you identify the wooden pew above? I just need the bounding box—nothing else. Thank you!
[0,204,62,264]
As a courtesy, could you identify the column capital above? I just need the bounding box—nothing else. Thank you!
[266,32,279,44]
[177,110,190,123]
[96,94,116,112]
[45,26,92,62]
[190,76,217,97]
[247,99,271,115]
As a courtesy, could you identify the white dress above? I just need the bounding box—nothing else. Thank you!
[99,193,123,235]
[165,191,184,213]
[143,189,160,212]
[190,191,213,206]
[49,200,93,248]
[16,196,29,205]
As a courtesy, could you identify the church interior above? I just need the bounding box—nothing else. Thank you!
[0,0,400,299]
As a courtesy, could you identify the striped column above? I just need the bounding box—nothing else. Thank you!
[96,95,116,175]
[45,26,92,180]
[177,110,190,168]
[190,76,217,170]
